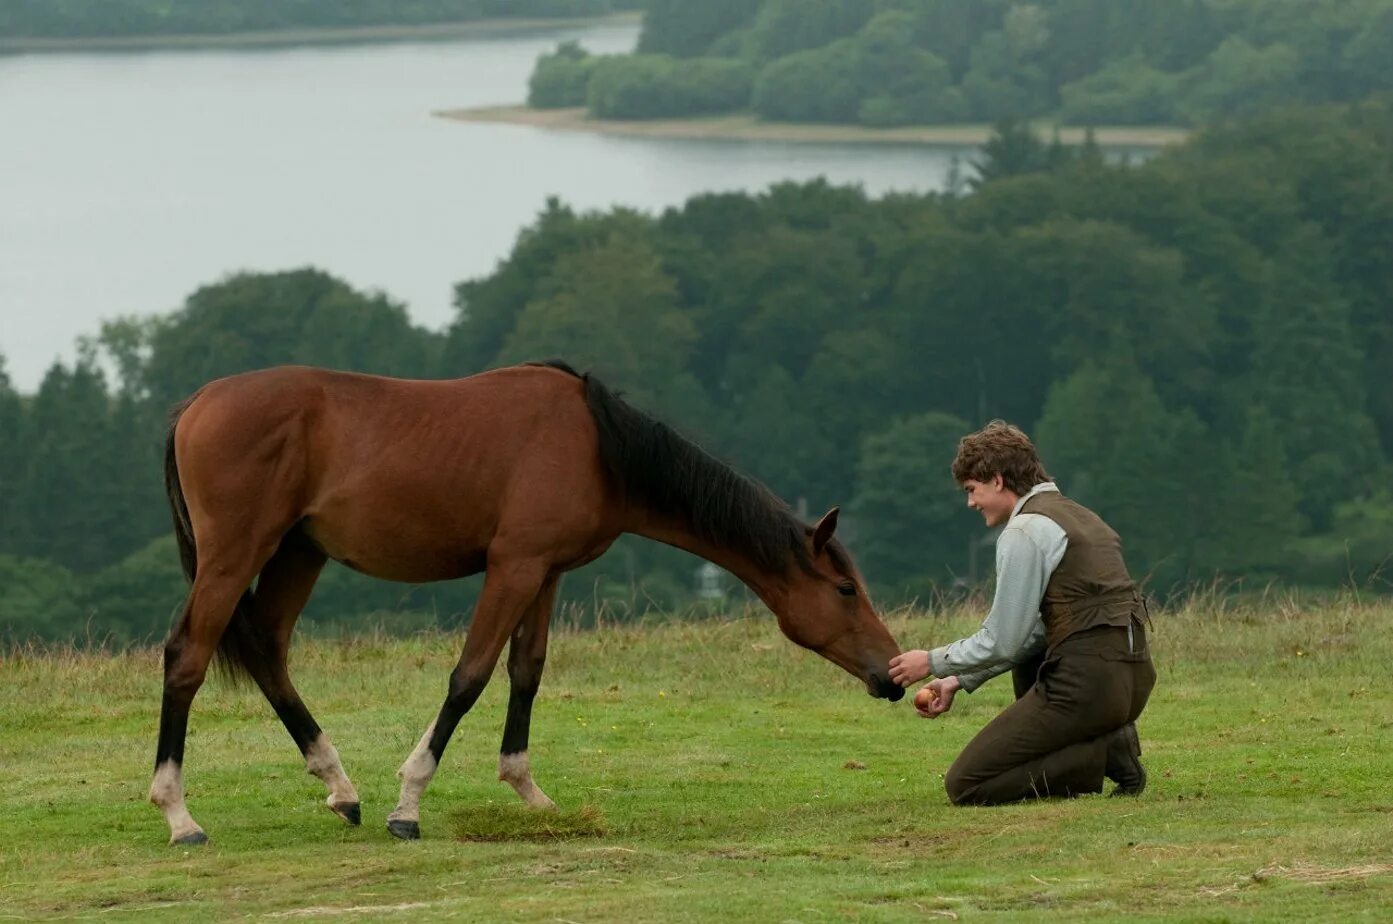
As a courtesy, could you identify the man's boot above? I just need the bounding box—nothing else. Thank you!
[1104,723,1146,796]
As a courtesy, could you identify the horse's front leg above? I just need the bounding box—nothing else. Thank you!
[499,575,560,809]
[387,558,550,841]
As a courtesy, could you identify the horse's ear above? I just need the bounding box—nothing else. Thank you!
[812,506,840,556]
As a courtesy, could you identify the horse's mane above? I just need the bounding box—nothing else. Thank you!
[529,360,852,576]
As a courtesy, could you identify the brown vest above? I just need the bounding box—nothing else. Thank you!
[1019,489,1144,649]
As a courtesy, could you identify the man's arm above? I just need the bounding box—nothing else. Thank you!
[950,619,1045,693]
[927,520,1059,690]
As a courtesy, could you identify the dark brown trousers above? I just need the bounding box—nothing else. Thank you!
[945,623,1156,805]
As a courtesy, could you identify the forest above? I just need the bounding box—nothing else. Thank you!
[4,99,1391,643]
[0,0,641,39]
[528,0,1393,126]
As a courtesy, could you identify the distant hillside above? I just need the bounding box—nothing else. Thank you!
[527,0,1393,127]
[0,0,644,40]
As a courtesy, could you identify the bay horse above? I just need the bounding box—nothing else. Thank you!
[151,360,904,846]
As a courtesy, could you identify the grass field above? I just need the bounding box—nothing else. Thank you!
[2,595,1390,921]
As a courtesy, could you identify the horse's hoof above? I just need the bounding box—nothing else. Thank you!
[387,819,420,841]
[171,830,208,847]
[331,801,362,826]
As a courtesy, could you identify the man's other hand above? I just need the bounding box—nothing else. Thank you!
[889,649,931,686]
[915,676,960,718]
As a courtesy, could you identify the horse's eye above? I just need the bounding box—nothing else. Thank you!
[837,582,857,597]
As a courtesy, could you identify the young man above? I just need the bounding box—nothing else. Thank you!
[888,421,1156,804]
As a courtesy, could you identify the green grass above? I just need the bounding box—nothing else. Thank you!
[2,596,1391,921]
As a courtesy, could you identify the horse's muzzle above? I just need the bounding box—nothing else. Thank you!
[868,673,905,702]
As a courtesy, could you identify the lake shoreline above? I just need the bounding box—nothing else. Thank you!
[435,105,1189,149]
[0,12,641,54]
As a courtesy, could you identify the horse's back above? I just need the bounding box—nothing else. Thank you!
[174,364,612,582]
[180,363,587,450]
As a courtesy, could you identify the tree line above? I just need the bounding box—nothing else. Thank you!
[529,0,1393,127]
[0,0,642,40]
[3,100,1392,645]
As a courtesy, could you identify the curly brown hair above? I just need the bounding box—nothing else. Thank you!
[951,420,1053,496]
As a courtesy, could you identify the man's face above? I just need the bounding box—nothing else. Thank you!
[961,475,1017,528]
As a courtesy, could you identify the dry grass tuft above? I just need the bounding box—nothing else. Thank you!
[1253,862,1393,884]
[449,803,608,842]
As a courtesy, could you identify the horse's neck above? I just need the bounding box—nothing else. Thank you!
[629,515,789,610]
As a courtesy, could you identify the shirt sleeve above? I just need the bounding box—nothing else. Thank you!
[928,524,1052,692]
[952,620,1046,693]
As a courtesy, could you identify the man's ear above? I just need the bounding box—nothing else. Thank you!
[991,473,1006,492]
[812,506,840,556]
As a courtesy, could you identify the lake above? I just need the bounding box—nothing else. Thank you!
[3,21,1004,391]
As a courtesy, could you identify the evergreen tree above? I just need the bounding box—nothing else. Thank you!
[972,119,1058,187]
[19,359,127,573]
[495,232,700,418]
[1196,407,1304,576]
[0,356,25,558]
[1241,231,1382,528]
[720,365,834,507]
[144,268,439,408]
[1035,355,1208,588]
[850,412,975,598]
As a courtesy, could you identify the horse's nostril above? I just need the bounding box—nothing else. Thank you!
[867,673,904,701]
[867,672,905,701]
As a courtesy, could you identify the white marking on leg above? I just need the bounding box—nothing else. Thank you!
[387,720,438,824]
[499,751,556,810]
[149,760,204,843]
[304,734,359,813]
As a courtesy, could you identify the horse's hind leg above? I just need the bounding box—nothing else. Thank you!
[151,556,270,846]
[499,575,559,809]
[387,556,550,840]
[241,532,361,826]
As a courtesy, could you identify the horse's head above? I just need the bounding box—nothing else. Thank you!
[772,507,904,701]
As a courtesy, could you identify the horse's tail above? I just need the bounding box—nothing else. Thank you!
[165,398,198,584]
[164,395,262,684]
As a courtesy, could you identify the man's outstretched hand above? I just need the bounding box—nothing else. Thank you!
[914,676,961,718]
[889,649,931,687]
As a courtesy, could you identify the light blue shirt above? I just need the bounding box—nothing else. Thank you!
[928,483,1067,693]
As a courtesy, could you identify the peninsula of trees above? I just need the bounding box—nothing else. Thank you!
[527,0,1393,128]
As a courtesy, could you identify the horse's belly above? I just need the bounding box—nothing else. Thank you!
[301,510,490,583]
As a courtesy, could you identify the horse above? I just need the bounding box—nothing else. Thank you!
[151,360,904,846]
